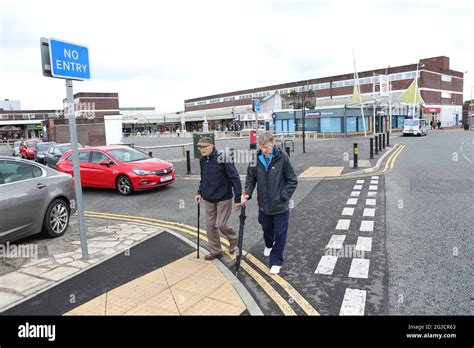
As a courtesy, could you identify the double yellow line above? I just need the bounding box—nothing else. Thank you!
[83,210,319,316]
[382,144,405,173]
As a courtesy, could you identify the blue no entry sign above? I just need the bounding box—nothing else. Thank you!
[49,38,90,80]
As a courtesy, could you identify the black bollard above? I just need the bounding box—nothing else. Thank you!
[285,147,291,157]
[378,134,382,151]
[386,131,390,146]
[148,151,153,157]
[353,143,358,168]
[370,138,374,159]
[382,133,386,149]
[375,135,379,155]
[186,150,191,174]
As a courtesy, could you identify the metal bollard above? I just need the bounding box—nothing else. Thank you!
[386,131,390,146]
[148,151,153,157]
[382,133,386,149]
[229,148,235,162]
[378,134,382,151]
[353,143,358,168]
[186,150,191,174]
[285,147,291,157]
[375,135,379,155]
[369,138,374,159]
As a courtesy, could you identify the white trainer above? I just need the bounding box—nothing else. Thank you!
[270,265,281,275]
[264,247,272,257]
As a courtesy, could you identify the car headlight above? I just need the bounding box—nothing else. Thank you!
[132,168,153,175]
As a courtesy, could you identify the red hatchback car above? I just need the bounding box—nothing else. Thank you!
[56,145,175,195]
[19,140,41,159]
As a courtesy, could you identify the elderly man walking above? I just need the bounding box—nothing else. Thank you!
[241,132,298,274]
[195,136,242,260]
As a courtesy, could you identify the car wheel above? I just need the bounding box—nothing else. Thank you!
[42,199,70,238]
[116,175,134,195]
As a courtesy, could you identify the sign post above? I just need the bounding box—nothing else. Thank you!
[41,37,90,259]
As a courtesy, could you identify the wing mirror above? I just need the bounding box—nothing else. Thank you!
[99,160,113,166]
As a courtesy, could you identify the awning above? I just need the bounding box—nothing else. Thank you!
[423,107,441,113]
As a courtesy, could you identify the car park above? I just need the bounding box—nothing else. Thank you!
[55,145,175,195]
[34,142,57,164]
[0,156,76,243]
[19,140,41,159]
[44,143,84,169]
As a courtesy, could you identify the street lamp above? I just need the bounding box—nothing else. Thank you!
[302,86,306,153]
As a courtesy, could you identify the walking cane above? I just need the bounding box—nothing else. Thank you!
[235,204,247,274]
[197,202,200,259]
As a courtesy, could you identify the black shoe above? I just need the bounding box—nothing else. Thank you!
[204,253,223,261]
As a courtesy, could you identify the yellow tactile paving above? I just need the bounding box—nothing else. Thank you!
[64,252,246,316]
[299,166,344,178]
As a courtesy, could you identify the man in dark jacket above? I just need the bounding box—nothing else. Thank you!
[195,137,242,260]
[241,132,298,274]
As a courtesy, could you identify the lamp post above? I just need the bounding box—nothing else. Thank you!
[302,86,306,153]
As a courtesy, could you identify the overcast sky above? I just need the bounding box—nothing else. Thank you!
[1,0,473,112]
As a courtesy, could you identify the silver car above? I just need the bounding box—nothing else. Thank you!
[0,156,76,243]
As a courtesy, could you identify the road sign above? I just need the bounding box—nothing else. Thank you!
[272,112,277,119]
[252,98,260,112]
[49,38,90,80]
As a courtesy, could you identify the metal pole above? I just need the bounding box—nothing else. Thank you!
[353,143,358,168]
[302,91,306,153]
[370,137,374,159]
[378,134,382,151]
[186,150,191,174]
[375,135,379,155]
[285,146,290,157]
[197,203,200,259]
[386,131,390,146]
[382,133,385,149]
[66,79,89,259]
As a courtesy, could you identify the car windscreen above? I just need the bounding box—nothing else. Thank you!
[108,148,149,162]
[404,120,419,127]
[26,141,40,147]
[38,143,53,151]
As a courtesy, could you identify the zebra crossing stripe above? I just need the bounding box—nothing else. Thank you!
[342,207,355,216]
[369,185,378,191]
[346,198,358,205]
[355,236,373,252]
[360,220,374,232]
[349,258,370,279]
[336,219,351,230]
[339,288,367,315]
[356,180,364,184]
[353,184,363,190]
[314,255,338,275]
[367,191,377,197]
[326,234,346,249]
[350,191,361,197]
[363,208,375,217]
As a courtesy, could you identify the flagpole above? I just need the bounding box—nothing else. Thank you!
[352,49,367,137]
[413,63,419,119]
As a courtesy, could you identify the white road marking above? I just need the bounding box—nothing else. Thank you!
[336,219,351,230]
[365,199,376,206]
[371,176,379,179]
[355,237,373,252]
[369,185,378,191]
[370,180,379,185]
[353,185,363,190]
[360,220,374,232]
[356,180,365,184]
[339,288,367,315]
[326,234,346,249]
[314,255,338,275]
[363,208,376,217]
[367,192,377,197]
[346,198,358,205]
[342,207,355,216]
[349,258,370,279]
[350,191,361,197]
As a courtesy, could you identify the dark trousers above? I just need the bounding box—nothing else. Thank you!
[258,210,289,267]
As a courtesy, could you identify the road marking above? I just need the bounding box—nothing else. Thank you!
[353,185,363,190]
[325,235,346,249]
[83,211,315,315]
[355,237,373,252]
[369,185,378,191]
[348,258,370,279]
[365,199,376,206]
[370,180,378,185]
[360,221,374,232]
[350,191,361,197]
[314,255,338,275]
[356,180,365,184]
[346,198,358,205]
[342,207,355,216]
[363,208,375,217]
[339,288,367,315]
[367,191,377,197]
[336,219,351,230]
[371,176,379,179]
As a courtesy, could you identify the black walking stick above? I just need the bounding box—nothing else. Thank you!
[235,204,247,274]
[197,202,200,259]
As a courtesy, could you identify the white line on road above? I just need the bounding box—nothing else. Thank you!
[365,199,376,206]
[356,180,365,184]
[370,180,379,185]
[355,237,373,252]
[350,191,361,197]
[363,208,376,217]
[346,198,358,205]
[339,288,367,315]
[371,176,379,179]
[348,258,370,279]
[367,192,377,197]
[369,185,378,191]
[314,255,338,275]
[326,234,347,249]
[336,219,351,230]
[342,207,355,216]
[360,221,374,232]
[353,185,363,190]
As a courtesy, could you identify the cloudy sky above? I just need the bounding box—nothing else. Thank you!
[1,0,473,112]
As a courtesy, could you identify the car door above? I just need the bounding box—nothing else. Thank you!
[88,151,117,188]
[0,160,50,240]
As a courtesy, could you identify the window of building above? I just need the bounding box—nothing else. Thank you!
[441,91,451,99]
[441,74,452,83]
[197,101,207,105]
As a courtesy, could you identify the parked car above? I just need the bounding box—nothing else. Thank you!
[0,156,76,243]
[402,119,427,136]
[11,140,22,157]
[44,143,84,169]
[19,140,41,159]
[56,145,175,195]
[34,142,57,164]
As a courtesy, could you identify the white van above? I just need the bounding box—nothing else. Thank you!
[402,119,427,136]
